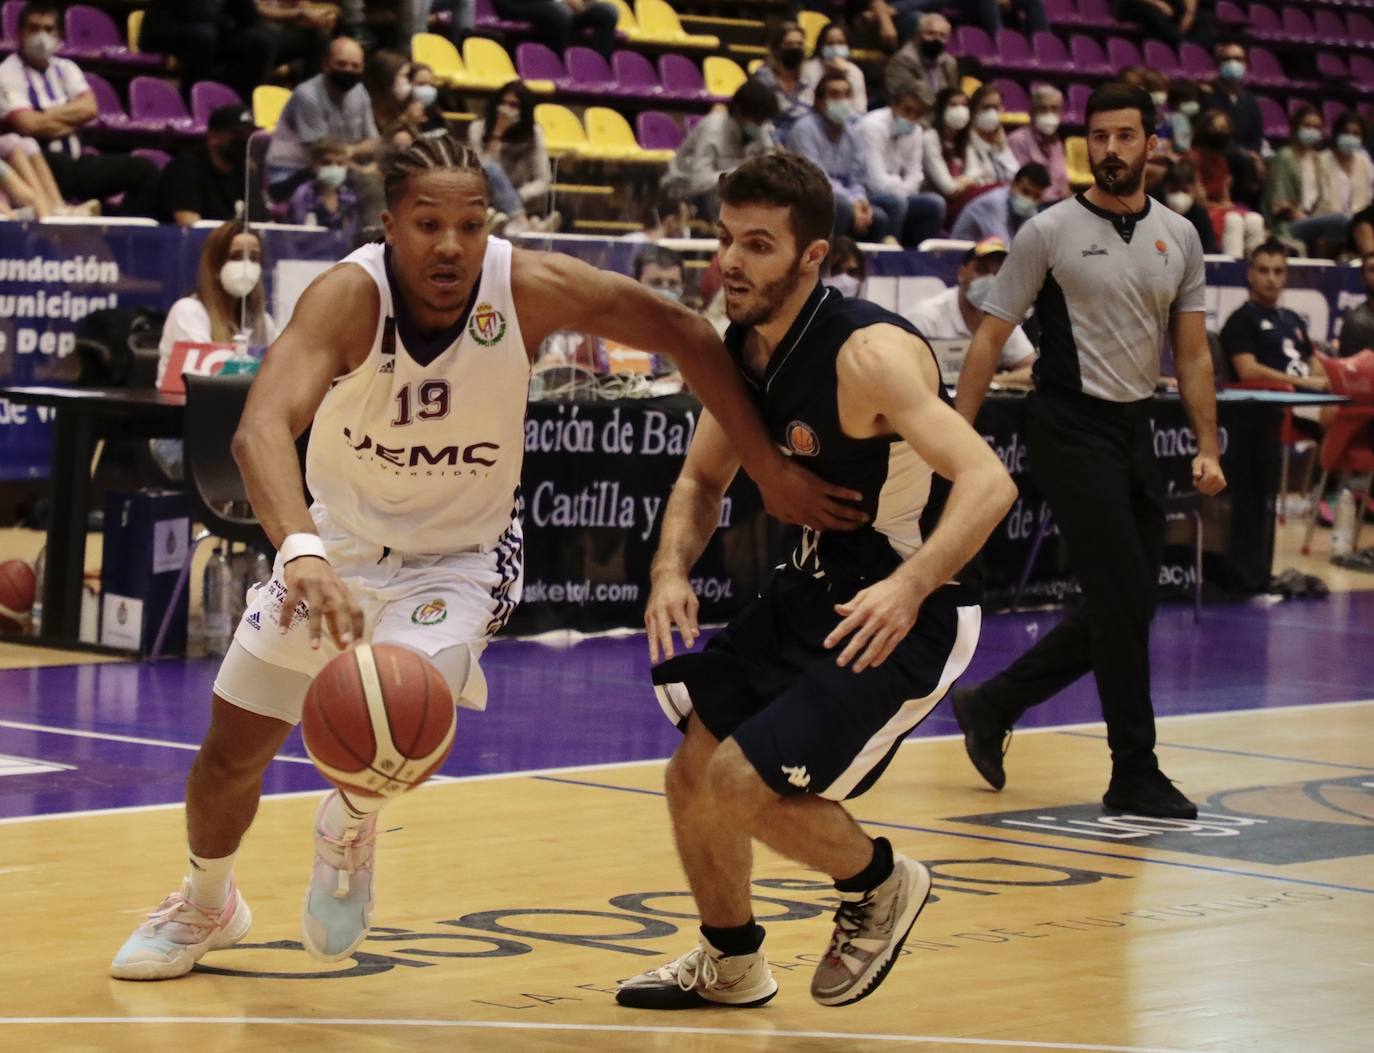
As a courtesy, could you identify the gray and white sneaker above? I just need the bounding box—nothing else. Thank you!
[811,854,932,1007]
[615,932,778,1009]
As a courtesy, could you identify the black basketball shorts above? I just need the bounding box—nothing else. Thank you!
[652,568,981,800]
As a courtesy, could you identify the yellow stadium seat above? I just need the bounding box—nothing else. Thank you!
[412,32,465,87]
[460,37,554,92]
[252,85,290,132]
[535,103,589,156]
[1065,136,1093,187]
[703,56,746,98]
[635,0,720,48]
[127,10,146,52]
[585,106,674,163]
[747,58,763,74]
[961,75,982,97]
[606,0,644,41]
[798,10,828,52]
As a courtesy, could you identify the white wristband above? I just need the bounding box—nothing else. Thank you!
[280,533,329,565]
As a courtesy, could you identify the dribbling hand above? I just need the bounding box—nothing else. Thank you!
[281,556,365,651]
[644,572,699,663]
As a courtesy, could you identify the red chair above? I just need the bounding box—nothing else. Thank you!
[1300,351,1374,555]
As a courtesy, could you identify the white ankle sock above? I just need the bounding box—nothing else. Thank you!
[322,789,386,837]
[187,850,236,909]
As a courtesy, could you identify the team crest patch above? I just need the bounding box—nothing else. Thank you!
[1155,239,1169,266]
[468,301,507,346]
[411,598,449,626]
[786,420,820,457]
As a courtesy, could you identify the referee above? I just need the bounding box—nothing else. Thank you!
[952,82,1226,820]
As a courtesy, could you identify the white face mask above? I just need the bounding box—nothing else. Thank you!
[826,273,861,298]
[965,273,997,310]
[974,107,1001,134]
[220,259,262,299]
[944,104,970,131]
[825,100,854,124]
[412,84,438,107]
[498,103,521,124]
[1151,91,1168,110]
[316,163,347,189]
[22,30,58,63]
[1166,191,1194,214]
[1034,113,1060,137]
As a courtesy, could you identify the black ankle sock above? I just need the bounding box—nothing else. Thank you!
[835,836,894,893]
[700,920,765,957]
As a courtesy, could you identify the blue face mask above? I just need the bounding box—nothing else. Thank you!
[892,115,916,137]
[825,100,854,124]
[1297,126,1322,148]
[1219,59,1246,82]
[1010,191,1038,219]
[821,44,849,61]
[1336,133,1362,155]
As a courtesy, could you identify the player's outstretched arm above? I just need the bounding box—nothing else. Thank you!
[645,411,740,662]
[513,249,866,532]
[825,326,1018,672]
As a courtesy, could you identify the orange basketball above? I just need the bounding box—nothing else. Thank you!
[0,558,36,633]
[301,644,456,798]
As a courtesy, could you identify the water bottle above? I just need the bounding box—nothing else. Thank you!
[30,546,44,635]
[202,546,232,654]
[1331,489,1357,558]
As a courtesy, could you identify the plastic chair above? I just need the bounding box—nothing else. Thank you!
[1301,351,1374,556]
[606,0,644,42]
[1143,40,1181,78]
[411,32,466,87]
[635,110,681,151]
[462,37,553,92]
[128,76,197,134]
[1314,11,1347,47]
[798,10,827,52]
[84,71,131,130]
[1247,3,1284,41]
[535,102,589,155]
[1179,42,1215,79]
[659,53,708,100]
[1068,35,1112,77]
[516,42,570,90]
[565,46,617,92]
[585,105,673,162]
[1076,0,1126,30]
[1043,0,1081,27]
[1256,95,1290,140]
[635,0,719,48]
[63,4,120,58]
[952,25,995,61]
[150,374,273,660]
[252,84,290,132]
[190,81,243,132]
[614,49,663,98]
[1065,135,1092,186]
[2,0,21,43]
[1280,5,1318,44]
[996,29,1036,72]
[1064,83,1092,126]
[991,79,1030,120]
[703,55,746,99]
[1031,31,1073,74]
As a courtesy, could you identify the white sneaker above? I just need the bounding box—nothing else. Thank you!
[110,880,252,980]
[301,791,377,962]
[615,932,778,1009]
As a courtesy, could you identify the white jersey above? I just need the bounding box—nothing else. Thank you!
[305,238,530,554]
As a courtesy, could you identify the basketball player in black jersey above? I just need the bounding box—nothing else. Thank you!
[615,154,1017,1010]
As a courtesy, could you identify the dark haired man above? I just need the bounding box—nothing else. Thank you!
[950,161,1051,242]
[111,135,862,982]
[662,78,780,221]
[953,83,1226,820]
[615,152,1016,1010]
[1222,243,1329,392]
[1336,252,1374,356]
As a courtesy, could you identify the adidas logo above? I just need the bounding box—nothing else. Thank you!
[247,611,262,630]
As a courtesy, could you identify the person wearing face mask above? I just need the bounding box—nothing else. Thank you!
[364,50,416,146]
[856,84,947,246]
[156,221,279,391]
[662,79,779,221]
[1150,158,1218,253]
[399,64,446,139]
[753,22,812,136]
[1190,109,1266,257]
[923,88,979,206]
[157,106,262,227]
[887,13,958,101]
[1155,80,1202,162]
[1263,107,1358,259]
[466,80,561,233]
[1008,85,1069,203]
[1204,41,1264,155]
[788,70,895,242]
[821,235,867,297]
[902,237,1036,383]
[0,1,158,215]
[286,139,361,243]
[1321,114,1374,251]
[951,162,1050,241]
[958,84,1021,194]
[800,23,867,114]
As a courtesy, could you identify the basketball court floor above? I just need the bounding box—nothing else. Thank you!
[1,588,1372,1052]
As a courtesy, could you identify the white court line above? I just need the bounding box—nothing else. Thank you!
[0,1017,1209,1052]
[0,719,311,764]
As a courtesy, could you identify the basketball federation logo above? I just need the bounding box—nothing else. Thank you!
[411,598,449,626]
[1155,239,1169,267]
[786,420,820,457]
[468,301,507,346]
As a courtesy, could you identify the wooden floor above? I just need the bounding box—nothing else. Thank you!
[3,702,1371,1053]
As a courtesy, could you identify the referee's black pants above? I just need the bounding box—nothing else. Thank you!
[978,386,1165,776]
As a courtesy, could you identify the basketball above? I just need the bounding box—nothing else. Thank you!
[301,643,456,798]
[0,558,36,633]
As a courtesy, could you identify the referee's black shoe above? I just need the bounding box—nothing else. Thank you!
[1103,769,1198,820]
[951,688,1010,791]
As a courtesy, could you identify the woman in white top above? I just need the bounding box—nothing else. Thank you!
[959,83,1020,187]
[1325,113,1374,221]
[800,22,867,114]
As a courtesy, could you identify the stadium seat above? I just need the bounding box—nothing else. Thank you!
[84,71,132,131]
[63,5,117,59]
[606,0,644,42]
[997,30,1039,74]
[567,46,622,94]
[1,1,18,43]
[798,10,827,52]
[535,102,589,156]
[1247,4,1285,43]
[1069,35,1112,77]
[1282,6,1319,45]
[634,0,720,49]
[614,50,665,98]
[703,55,746,99]
[473,0,528,35]
[1030,31,1073,74]
[1042,0,1082,28]
[1256,95,1290,140]
[1064,83,1092,126]
[462,37,553,92]
[1350,55,1374,92]
[747,57,763,74]
[991,79,1030,125]
[412,33,465,87]
[1215,1,1247,28]
[659,53,709,101]
[951,25,995,62]
[251,84,290,132]
[1106,37,1143,73]
[1314,11,1348,48]
[1350,13,1374,46]
[128,76,197,135]
[585,105,673,162]
[636,110,681,151]
[515,42,571,90]
[1142,40,1181,78]
[190,81,242,132]
[1316,52,1351,83]
[1179,42,1215,79]
[1065,136,1092,188]
[1075,0,1128,31]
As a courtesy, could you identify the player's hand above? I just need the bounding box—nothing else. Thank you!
[281,556,364,650]
[1191,454,1226,496]
[825,575,925,673]
[758,458,867,532]
[644,572,698,663]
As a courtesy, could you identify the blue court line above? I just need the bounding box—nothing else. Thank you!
[1055,731,1374,772]
[533,774,1374,898]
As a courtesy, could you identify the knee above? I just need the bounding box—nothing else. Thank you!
[195,734,269,784]
[705,741,774,824]
[664,743,702,805]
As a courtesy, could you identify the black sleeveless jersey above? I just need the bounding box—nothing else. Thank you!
[724,282,975,595]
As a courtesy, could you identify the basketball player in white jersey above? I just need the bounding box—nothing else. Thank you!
[111,135,865,980]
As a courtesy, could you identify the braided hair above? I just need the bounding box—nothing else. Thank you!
[383,133,488,207]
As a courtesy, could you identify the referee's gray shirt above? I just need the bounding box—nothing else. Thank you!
[983,193,1206,403]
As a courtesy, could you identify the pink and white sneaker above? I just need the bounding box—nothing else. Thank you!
[301,791,378,962]
[110,880,252,980]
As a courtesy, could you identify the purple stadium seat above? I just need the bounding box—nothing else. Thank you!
[1350,13,1374,44]
[1214,1,1246,27]
[516,42,570,89]
[1179,42,1215,79]
[951,25,995,62]
[566,46,617,92]
[1068,35,1112,76]
[997,29,1037,72]
[1316,53,1350,82]
[991,79,1030,115]
[614,50,662,97]
[131,147,171,171]
[1065,83,1092,125]
[2,1,21,43]
[1042,0,1082,28]
[128,76,197,134]
[636,110,681,151]
[1256,96,1290,140]
[1314,11,1348,46]
[1247,48,1292,90]
[474,0,528,34]
[1360,102,1374,127]
[1107,37,1143,72]
[62,4,118,58]
[1031,31,1073,73]
[1075,0,1126,31]
[658,53,708,101]
[1350,54,1374,90]
[1247,5,1284,42]
[1143,40,1180,78]
[190,80,242,131]
[1287,96,1305,117]
[1280,6,1318,45]
[1323,100,1349,130]
[83,71,130,130]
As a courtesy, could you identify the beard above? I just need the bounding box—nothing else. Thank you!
[1091,150,1147,197]
[725,254,804,326]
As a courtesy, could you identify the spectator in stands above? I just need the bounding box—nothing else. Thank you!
[254,0,336,81]
[1154,158,1218,253]
[960,83,1020,188]
[964,0,1048,37]
[1156,79,1201,158]
[399,64,446,138]
[1206,42,1264,156]
[822,235,867,296]
[661,79,778,221]
[801,22,867,114]
[365,50,415,145]
[1008,85,1068,203]
[1353,205,1374,257]
[491,0,618,61]
[950,162,1049,242]
[924,87,977,205]
[1220,242,1329,392]
[753,22,812,136]
[886,12,958,103]
[1336,253,1374,356]
[844,0,900,54]
[625,193,691,241]
[788,69,894,242]
[1265,107,1355,259]
[1192,108,1266,257]
[855,82,946,246]
[1327,113,1374,244]
[265,36,380,203]
[156,105,259,227]
[1112,0,1213,48]
[156,220,278,390]
[0,2,157,215]
[902,236,1036,383]
[469,80,554,219]
[286,138,361,241]
[0,132,82,218]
